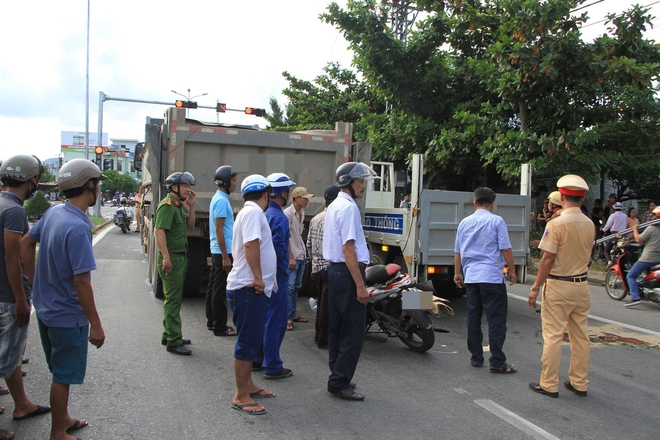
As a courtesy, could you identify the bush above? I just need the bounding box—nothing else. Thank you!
[24,190,52,221]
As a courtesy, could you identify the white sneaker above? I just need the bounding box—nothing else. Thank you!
[624,299,641,307]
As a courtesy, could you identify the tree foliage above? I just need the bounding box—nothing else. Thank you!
[24,190,51,220]
[299,0,660,197]
[101,170,139,195]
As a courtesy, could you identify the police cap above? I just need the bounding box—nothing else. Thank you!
[557,174,588,197]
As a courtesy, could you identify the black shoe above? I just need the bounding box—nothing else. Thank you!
[161,338,191,346]
[166,345,191,355]
[564,381,587,396]
[264,368,293,380]
[317,342,328,349]
[529,383,558,398]
[331,388,365,401]
[252,362,264,372]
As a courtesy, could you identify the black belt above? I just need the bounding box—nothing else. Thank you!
[548,272,588,283]
[330,262,367,269]
[170,251,187,256]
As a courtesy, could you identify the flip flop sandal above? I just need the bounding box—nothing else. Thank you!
[250,389,276,398]
[490,363,517,374]
[231,402,266,415]
[0,387,9,395]
[12,404,51,420]
[286,322,294,331]
[292,316,308,322]
[0,429,15,440]
[66,419,89,434]
[214,327,237,336]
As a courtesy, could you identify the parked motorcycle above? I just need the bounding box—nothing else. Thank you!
[113,202,133,234]
[605,239,660,304]
[365,264,441,352]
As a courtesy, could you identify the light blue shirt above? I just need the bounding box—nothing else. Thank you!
[209,190,233,255]
[29,203,96,327]
[454,208,512,284]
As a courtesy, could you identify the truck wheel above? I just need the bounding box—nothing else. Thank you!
[183,238,206,298]
[432,279,464,298]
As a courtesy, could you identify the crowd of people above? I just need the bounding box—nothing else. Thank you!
[4,152,660,432]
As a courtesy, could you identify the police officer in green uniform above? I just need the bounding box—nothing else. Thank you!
[155,172,196,355]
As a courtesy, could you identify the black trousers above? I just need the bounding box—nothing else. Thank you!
[313,270,330,345]
[205,253,233,332]
[327,263,366,393]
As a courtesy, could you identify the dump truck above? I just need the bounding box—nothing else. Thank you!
[137,107,371,298]
[364,154,530,297]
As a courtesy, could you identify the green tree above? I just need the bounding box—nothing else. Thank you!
[101,170,139,195]
[24,190,51,220]
[321,0,660,196]
[40,172,56,183]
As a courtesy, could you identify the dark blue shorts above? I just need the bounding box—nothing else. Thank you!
[227,287,268,361]
[37,317,89,385]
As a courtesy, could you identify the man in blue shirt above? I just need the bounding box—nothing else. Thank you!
[206,165,238,336]
[22,158,106,439]
[454,187,517,373]
[0,155,50,435]
[252,173,295,380]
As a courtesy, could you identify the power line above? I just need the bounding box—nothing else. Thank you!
[571,0,605,14]
[581,0,660,29]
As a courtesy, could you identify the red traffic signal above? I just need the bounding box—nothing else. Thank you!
[245,107,266,117]
[175,100,198,109]
[94,146,104,155]
[216,103,227,113]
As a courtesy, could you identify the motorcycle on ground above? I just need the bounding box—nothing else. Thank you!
[113,200,133,234]
[605,239,660,304]
[365,263,449,352]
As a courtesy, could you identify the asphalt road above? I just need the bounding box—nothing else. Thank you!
[6,226,660,440]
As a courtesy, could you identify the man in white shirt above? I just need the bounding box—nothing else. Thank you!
[323,162,376,401]
[602,202,627,266]
[226,175,277,415]
[284,187,314,326]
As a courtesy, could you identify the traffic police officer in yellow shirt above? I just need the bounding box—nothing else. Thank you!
[528,174,593,398]
[155,172,196,355]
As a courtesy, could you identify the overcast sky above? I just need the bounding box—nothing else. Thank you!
[0,0,656,162]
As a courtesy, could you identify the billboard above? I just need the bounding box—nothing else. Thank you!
[61,131,109,152]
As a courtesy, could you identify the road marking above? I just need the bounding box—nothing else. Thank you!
[508,293,660,337]
[474,399,560,440]
[92,223,114,247]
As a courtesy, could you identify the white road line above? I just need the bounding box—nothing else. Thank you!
[508,292,660,337]
[92,223,114,246]
[474,399,560,440]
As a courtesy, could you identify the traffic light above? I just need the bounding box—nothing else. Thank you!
[103,159,113,171]
[94,146,103,167]
[245,107,266,117]
[175,100,198,109]
[216,103,227,113]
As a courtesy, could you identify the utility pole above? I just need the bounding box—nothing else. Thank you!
[383,0,419,45]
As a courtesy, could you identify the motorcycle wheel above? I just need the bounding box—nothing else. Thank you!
[398,326,435,353]
[120,223,127,234]
[605,270,627,301]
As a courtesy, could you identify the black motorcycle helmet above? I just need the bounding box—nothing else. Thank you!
[214,165,237,191]
[165,171,195,201]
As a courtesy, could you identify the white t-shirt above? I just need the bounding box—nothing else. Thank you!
[322,191,370,265]
[227,201,277,297]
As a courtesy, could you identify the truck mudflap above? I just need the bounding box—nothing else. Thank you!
[402,310,434,331]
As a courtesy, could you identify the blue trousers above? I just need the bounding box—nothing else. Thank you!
[288,259,306,320]
[465,283,508,370]
[627,260,659,301]
[254,271,288,375]
[327,263,366,393]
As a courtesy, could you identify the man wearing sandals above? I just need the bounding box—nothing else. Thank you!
[454,187,518,374]
[205,166,238,337]
[227,175,277,414]
[528,174,593,398]
[0,156,51,440]
[284,187,314,329]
